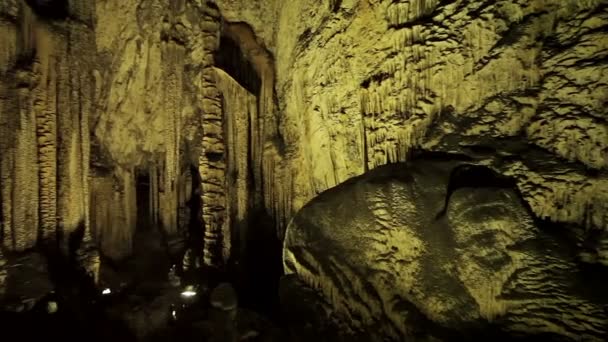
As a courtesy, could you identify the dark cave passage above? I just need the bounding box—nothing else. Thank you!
[98,171,170,288]
[130,171,170,286]
[214,31,262,96]
[184,165,203,266]
[136,173,152,232]
[231,210,283,319]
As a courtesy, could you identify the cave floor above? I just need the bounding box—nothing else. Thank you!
[97,222,182,339]
[99,225,171,295]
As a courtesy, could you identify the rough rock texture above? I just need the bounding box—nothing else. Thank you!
[0,0,94,252]
[91,0,248,266]
[0,0,99,289]
[2,0,606,310]
[1,0,231,277]
[92,0,216,258]
[283,160,608,341]
[216,0,608,258]
[196,3,225,267]
[89,167,137,260]
[214,68,257,262]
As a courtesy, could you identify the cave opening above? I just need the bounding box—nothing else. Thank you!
[136,172,151,232]
[214,32,262,96]
[24,0,70,20]
[131,170,170,286]
[184,165,203,268]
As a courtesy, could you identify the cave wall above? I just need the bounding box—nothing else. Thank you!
[0,1,96,261]
[1,0,606,277]
[92,0,188,251]
[91,0,222,259]
[0,0,222,265]
[214,67,257,263]
[216,0,608,255]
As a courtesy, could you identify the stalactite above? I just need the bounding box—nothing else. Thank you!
[159,41,185,236]
[214,67,256,261]
[149,166,159,225]
[0,89,14,250]
[56,40,74,253]
[124,168,137,242]
[0,5,41,250]
[36,52,58,243]
[0,3,97,287]
[80,62,92,244]
[249,78,262,202]
[0,11,18,75]
[260,67,285,235]
[13,76,39,251]
[386,0,438,28]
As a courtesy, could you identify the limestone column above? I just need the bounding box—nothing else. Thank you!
[197,2,225,268]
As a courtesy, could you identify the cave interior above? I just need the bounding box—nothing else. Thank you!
[0,0,607,341]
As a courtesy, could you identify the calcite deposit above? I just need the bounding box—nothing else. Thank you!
[283,160,608,340]
[0,0,606,338]
[216,0,608,261]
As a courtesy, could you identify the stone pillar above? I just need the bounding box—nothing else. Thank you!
[196,2,225,268]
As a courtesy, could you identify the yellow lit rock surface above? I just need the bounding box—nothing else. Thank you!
[284,160,608,340]
[214,67,257,262]
[0,0,607,326]
[216,0,608,263]
[0,1,97,275]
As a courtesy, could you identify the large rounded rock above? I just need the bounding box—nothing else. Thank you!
[283,160,608,341]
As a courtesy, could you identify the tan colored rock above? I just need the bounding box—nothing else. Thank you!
[0,0,605,300]
[216,0,608,239]
[89,167,137,260]
[1,1,95,254]
[92,0,222,258]
[284,160,608,340]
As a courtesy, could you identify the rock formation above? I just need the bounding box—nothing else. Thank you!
[0,1,99,304]
[216,0,608,259]
[92,0,217,259]
[0,0,606,336]
[283,159,608,340]
[1,0,94,252]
